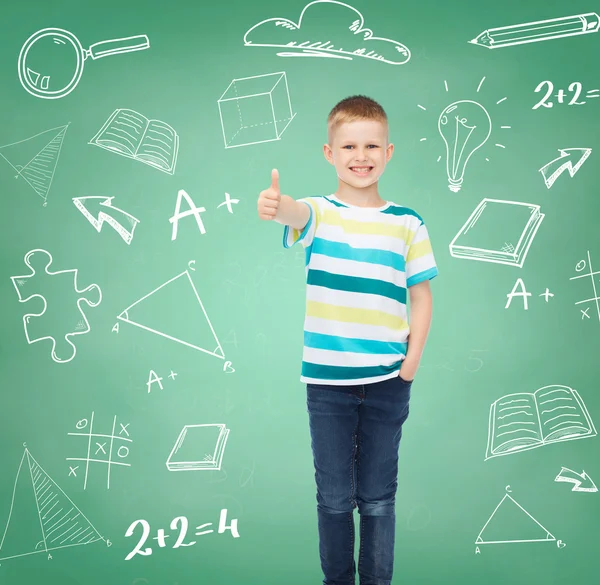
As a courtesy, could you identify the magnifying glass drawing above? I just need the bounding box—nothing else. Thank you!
[18,27,150,99]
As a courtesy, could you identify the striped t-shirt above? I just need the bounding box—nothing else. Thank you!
[283,194,438,386]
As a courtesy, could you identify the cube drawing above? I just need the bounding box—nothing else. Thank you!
[218,71,296,149]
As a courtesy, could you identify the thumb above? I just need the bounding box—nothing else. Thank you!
[271,168,280,192]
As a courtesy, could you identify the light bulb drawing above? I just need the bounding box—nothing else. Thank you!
[417,77,511,192]
[438,100,491,192]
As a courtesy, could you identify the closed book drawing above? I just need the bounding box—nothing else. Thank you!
[90,108,179,174]
[449,198,544,267]
[486,385,596,460]
[166,424,230,471]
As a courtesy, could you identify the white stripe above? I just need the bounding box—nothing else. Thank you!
[307,284,406,316]
[410,224,431,244]
[302,373,399,385]
[316,223,410,252]
[303,346,405,367]
[406,253,436,276]
[325,204,419,227]
[309,253,405,285]
[304,316,408,341]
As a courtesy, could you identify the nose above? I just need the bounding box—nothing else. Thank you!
[354,149,369,162]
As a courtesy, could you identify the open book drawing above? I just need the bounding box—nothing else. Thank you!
[485,385,596,460]
[449,198,544,268]
[166,424,230,471]
[89,108,179,175]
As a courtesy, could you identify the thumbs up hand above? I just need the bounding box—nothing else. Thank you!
[257,169,281,220]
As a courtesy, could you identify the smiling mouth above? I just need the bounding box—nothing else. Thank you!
[349,166,374,175]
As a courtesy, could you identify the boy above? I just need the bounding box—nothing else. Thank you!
[257,95,438,585]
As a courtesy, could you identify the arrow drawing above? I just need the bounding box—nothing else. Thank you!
[539,148,592,189]
[554,467,598,492]
[72,196,140,245]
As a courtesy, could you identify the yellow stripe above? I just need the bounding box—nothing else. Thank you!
[407,239,433,262]
[307,300,408,331]
[321,208,415,243]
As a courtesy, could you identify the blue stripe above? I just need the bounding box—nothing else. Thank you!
[302,360,404,381]
[406,266,439,287]
[324,196,346,208]
[383,205,423,221]
[308,269,407,304]
[313,237,405,271]
[305,331,408,355]
[305,244,313,267]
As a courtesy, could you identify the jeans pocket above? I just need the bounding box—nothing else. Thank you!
[398,374,414,385]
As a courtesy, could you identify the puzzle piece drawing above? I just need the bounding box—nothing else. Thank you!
[10,249,102,363]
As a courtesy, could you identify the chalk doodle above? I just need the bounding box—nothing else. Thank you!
[114,270,224,360]
[533,81,599,109]
[417,77,511,191]
[449,199,544,268]
[10,249,102,363]
[66,412,133,490]
[124,510,239,561]
[90,109,178,174]
[0,447,109,562]
[166,424,230,472]
[570,252,600,322]
[469,13,600,50]
[554,467,598,492]
[73,196,140,245]
[0,124,68,205]
[218,72,296,149]
[485,385,596,460]
[18,27,150,99]
[539,148,592,188]
[476,490,561,548]
[243,0,410,65]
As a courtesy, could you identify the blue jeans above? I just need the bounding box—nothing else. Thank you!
[306,375,412,585]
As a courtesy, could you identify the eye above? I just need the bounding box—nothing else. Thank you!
[342,145,353,149]
[367,144,379,149]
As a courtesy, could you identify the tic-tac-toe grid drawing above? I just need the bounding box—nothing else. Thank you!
[66,412,133,490]
[569,250,600,323]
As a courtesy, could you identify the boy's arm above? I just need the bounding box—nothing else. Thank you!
[274,194,310,230]
[400,280,433,381]
[257,168,310,230]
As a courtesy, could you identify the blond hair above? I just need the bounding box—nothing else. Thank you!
[327,95,388,143]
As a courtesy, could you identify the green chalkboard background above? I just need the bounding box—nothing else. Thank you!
[1,0,599,584]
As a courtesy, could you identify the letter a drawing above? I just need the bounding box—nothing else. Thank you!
[170,189,206,240]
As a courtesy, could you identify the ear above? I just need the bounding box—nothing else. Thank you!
[323,143,334,165]
[386,143,395,162]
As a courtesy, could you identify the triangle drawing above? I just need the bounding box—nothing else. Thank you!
[116,270,225,359]
[475,493,556,545]
[0,124,69,204]
[0,448,105,561]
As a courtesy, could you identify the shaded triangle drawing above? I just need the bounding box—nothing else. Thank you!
[116,270,224,359]
[0,449,104,561]
[0,124,68,204]
[475,493,555,545]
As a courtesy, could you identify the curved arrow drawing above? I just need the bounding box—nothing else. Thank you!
[554,467,597,492]
[539,148,592,189]
[72,196,140,244]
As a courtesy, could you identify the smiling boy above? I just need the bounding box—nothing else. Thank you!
[257,95,438,585]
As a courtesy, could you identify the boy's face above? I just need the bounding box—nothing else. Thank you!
[324,119,394,189]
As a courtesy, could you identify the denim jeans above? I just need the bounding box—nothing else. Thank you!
[306,375,412,585]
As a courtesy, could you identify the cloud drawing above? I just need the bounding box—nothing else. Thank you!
[243,0,411,65]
